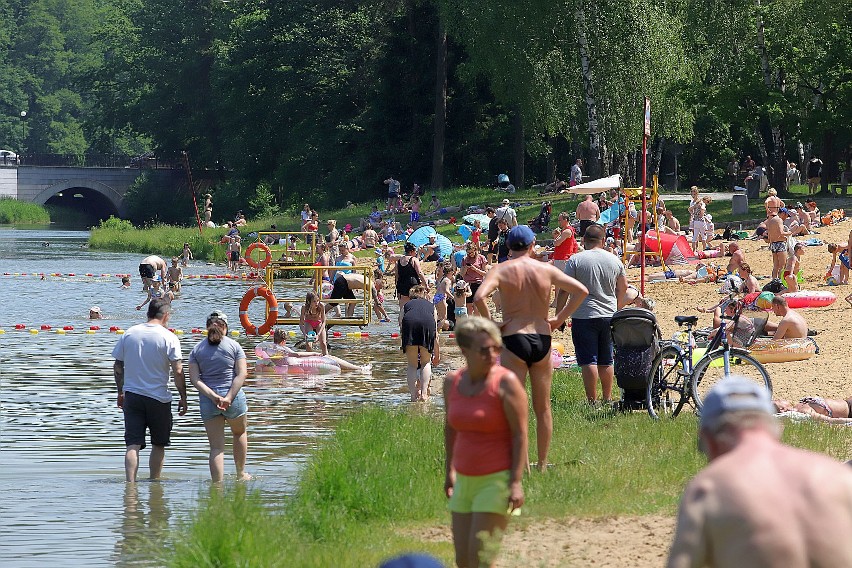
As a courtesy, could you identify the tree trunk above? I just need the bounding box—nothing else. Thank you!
[576,9,603,178]
[512,109,525,188]
[546,135,557,183]
[653,137,665,176]
[755,125,770,171]
[755,0,788,192]
[430,22,447,190]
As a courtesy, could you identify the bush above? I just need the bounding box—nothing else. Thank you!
[0,197,50,224]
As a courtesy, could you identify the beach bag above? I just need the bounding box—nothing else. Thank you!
[762,278,784,293]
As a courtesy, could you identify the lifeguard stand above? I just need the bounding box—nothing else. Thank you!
[244,231,373,329]
[619,175,668,272]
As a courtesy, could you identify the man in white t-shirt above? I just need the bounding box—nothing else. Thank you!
[112,299,185,482]
[495,198,518,228]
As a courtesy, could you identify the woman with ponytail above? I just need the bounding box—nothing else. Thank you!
[188,311,251,481]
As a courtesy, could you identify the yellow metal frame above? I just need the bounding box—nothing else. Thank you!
[263,264,373,327]
[251,231,318,266]
[619,175,668,271]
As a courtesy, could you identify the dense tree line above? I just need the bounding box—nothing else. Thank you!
[0,0,848,219]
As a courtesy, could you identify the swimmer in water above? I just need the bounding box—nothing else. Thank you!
[167,257,183,293]
[272,329,370,373]
[119,276,131,289]
[181,243,193,267]
[137,277,174,310]
[89,306,103,319]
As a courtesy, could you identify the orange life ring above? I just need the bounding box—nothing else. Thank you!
[239,286,278,335]
[245,242,272,269]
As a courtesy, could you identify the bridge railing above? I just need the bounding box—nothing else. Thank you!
[16,153,182,169]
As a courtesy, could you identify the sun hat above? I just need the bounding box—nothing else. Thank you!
[428,233,437,240]
[502,198,510,205]
[208,311,228,325]
[89,306,101,313]
[507,225,536,250]
[699,376,774,430]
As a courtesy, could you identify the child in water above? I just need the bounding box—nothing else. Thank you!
[299,290,328,355]
[181,242,193,267]
[372,269,390,322]
[119,276,131,289]
[136,277,174,310]
[435,261,454,330]
[167,257,183,293]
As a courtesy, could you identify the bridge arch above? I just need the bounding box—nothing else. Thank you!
[33,179,125,213]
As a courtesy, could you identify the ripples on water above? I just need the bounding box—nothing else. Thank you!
[0,229,433,567]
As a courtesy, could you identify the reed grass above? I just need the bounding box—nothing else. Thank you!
[164,369,852,566]
[0,197,50,224]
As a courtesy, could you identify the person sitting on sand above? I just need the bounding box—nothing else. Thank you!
[783,242,805,292]
[774,395,852,423]
[827,243,851,285]
[724,241,746,274]
[779,207,809,237]
[661,209,681,235]
[763,295,808,339]
[272,328,369,373]
[737,263,760,293]
[804,198,820,224]
[698,297,755,348]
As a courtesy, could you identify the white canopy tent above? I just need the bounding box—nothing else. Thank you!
[567,174,623,195]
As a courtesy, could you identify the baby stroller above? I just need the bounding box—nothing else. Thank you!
[528,201,552,233]
[610,307,661,410]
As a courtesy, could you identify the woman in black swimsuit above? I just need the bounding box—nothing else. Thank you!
[396,242,427,324]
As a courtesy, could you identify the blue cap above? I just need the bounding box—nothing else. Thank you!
[779,207,790,214]
[379,554,444,568]
[507,225,536,250]
[699,376,774,431]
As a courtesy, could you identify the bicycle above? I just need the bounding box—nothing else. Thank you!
[646,295,771,419]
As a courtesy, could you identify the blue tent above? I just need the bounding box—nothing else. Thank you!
[407,226,454,258]
[462,213,490,227]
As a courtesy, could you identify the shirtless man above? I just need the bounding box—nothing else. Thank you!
[166,257,183,293]
[324,272,376,318]
[763,295,808,339]
[764,187,784,216]
[783,242,805,291]
[667,376,852,568]
[575,194,600,237]
[138,255,167,291]
[661,209,681,235]
[765,212,790,279]
[725,241,745,274]
[474,225,588,471]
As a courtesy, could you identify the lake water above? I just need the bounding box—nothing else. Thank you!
[0,228,417,567]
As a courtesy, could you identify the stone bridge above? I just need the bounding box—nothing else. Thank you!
[0,164,185,219]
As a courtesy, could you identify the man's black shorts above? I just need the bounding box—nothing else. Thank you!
[327,276,355,308]
[123,391,173,449]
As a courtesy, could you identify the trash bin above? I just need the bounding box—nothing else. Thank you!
[746,176,761,199]
[732,194,749,216]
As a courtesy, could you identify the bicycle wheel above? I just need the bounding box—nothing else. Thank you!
[691,348,772,410]
[646,344,690,419]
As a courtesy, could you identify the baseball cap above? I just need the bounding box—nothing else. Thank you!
[208,310,228,325]
[507,225,536,250]
[502,198,510,205]
[428,233,437,240]
[699,376,774,431]
[779,207,790,214]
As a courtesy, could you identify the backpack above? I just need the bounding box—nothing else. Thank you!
[762,278,784,293]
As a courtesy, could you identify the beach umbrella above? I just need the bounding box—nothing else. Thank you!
[567,174,623,195]
[407,227,454,258]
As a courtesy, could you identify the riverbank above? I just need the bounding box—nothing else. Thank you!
[164,372,852,567]
[0,197,49,224]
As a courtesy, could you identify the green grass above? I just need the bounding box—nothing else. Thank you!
[163,370,852,567]
[0,197,50,224]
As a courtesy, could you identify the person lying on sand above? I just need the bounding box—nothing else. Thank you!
[774,396,852,424]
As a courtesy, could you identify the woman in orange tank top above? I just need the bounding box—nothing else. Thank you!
[443,317,528,568]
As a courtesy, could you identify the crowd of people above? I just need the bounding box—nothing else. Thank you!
[111,175,852,568]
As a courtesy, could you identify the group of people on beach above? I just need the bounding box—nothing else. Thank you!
[113,178,852,568]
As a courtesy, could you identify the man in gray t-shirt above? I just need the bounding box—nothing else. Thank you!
[564,225,627,403]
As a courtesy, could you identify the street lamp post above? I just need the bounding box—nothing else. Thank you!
[20,111,27,156]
